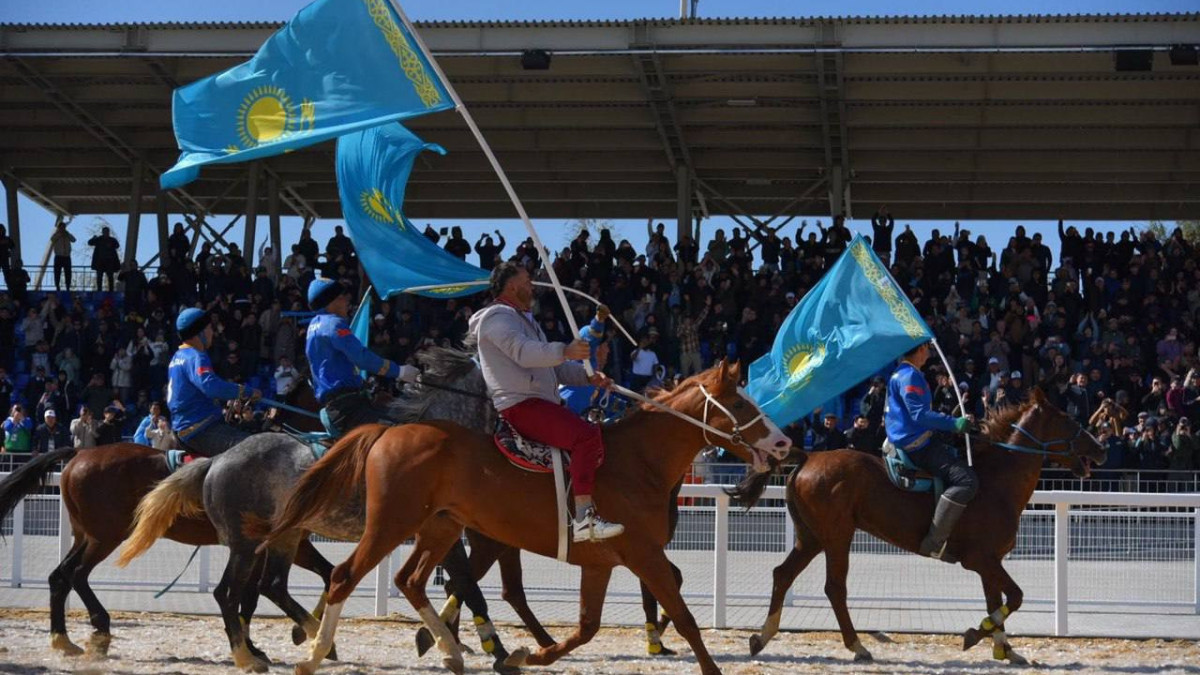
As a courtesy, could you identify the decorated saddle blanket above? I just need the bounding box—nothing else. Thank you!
[494,418,571,474]
[881,440,945,501]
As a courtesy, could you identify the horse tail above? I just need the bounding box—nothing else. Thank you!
[0,448,77,521]
[256,424,389,553]
[116,458,212,567]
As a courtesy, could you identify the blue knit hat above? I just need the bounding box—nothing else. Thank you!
[176,308,210,341]
[307,277,345,311]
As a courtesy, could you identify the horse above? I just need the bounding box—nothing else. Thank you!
[117,348,530,674]
[0,384,333,661]
[258,360,793,675]
[733,388,1106,664]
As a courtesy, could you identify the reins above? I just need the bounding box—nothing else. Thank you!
[967,420,1088,458]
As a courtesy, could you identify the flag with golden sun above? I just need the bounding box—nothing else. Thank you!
[747,236,932,427]
[161,0,452,189]
[336,123,488,298]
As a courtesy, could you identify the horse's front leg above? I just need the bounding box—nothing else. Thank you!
[506,565,611,668]
[964,558,1028,665]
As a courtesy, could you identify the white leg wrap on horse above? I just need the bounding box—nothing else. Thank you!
[309,601,343,662]
[419,606,462,657]
[438,595,460,624]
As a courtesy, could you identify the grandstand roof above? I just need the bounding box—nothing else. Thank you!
[1,14,1199,222]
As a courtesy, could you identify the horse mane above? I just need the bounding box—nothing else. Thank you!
[978,400,1036,445]
[389,345,480,424]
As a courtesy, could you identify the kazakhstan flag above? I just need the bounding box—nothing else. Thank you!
[747,236,931,427]
[337,123,488,298]
[161,0,453,189]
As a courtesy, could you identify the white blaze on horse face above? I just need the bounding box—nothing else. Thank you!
[738,387,792,461]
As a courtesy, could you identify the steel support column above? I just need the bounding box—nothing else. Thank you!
[123,161,145,267]
[268,174,282,279]
[243,164,261,269]
[156,190,170,268]
[675,165,691,245]
[2,176,21,267]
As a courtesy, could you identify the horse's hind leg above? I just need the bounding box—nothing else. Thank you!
[69,535,119,658]
[508,565,612,669]
[292,537,335,647]
[395,515,470,675]
[494,540,556,648]
[48,535,87,656]
[750,532,822,656]
[824,540,872,662]
[214,546,269,673]
[440,538,519,672]
[238,553,271,664]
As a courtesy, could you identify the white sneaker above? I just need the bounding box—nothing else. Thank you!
[572,507,625,543]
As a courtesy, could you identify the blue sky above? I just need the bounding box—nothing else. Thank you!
[4,0,1191,274]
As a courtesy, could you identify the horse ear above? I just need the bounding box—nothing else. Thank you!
[716,359,730,386]
[728,360,743,384]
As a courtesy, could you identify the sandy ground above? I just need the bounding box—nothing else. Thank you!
[0,608,1197,674]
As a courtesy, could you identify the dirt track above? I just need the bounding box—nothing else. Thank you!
[0,609,1197,674]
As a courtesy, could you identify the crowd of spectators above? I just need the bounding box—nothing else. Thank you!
[0,210,1197,486]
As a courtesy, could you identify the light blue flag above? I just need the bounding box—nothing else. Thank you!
[747,236,932,427]
[349,287,372,378]
[161,0,454,189]
[337,123,489,298]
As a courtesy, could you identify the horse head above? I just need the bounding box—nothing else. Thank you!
[997,387,1107,478]
[682,360,792,474]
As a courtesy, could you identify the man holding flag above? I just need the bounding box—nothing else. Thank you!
[885,341,977,562]
[305,278,419,435]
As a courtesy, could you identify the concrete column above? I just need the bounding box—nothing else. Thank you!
[675,165,691,247]
[243,163,261,268]
[155,191,170,269]
[268,174,282,279]
[123,161,145,267]
[827,164,844,217]
[3,176,22,267]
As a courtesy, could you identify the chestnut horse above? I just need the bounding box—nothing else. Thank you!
[260,361,792,675]
[733,388,1105,664]
[0,386,332,660]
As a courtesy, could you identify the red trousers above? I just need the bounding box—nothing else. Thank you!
[500,397,605,496]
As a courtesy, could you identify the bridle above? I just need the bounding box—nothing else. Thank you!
[609,381,771,454]
[970,411,1090,459]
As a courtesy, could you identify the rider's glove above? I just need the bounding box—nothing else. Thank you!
[953,416,971,433]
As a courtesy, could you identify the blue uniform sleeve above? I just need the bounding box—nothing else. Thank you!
[133,416,151,445]
[898,369,959,432]
[187,351,243,401]
[330,322,401,380]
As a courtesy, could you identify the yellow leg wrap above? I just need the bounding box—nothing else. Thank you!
[645,622,663,654]
[473,614,496,654]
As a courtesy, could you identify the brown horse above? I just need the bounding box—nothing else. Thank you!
[258,361,792,675]
[734,388,1106,664]
[0,386,332,660]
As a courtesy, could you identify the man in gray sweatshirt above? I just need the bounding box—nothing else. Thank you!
[468,261,623,542]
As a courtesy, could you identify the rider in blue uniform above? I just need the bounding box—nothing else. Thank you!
[167,308,261,457]
[885,340,976,562]
[559,305,626,421]
[305,278,418,435]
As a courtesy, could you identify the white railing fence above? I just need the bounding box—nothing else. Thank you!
[2,475,1198,637]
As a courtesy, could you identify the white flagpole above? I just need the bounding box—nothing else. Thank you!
[386,1,593,376]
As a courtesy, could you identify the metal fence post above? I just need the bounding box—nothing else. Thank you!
[783,508,795,607]
[198,547,211,594]
[375,555,391,617]
[11,498,24,588]
[1054,502,1069,636]
[1194,507,1200,615]
[713,492,729,629]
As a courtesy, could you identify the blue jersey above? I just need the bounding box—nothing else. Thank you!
[305,313,400,401]
[559,317,608,417]
[884,362,959,451]
[167,346,242,440]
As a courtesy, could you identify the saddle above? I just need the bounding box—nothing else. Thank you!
[165,449,200,473]
[494,418,572,475]
[881,440,945,501]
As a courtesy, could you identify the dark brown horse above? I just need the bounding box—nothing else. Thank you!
[259,361,793,675]
[734,388,1105,664]
[0,385,331,660]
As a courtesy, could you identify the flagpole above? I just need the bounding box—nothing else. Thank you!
[386,1,593,376]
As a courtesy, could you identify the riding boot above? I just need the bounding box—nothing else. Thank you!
[919,495,968,562]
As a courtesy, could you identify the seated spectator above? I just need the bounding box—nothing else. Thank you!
[33,409,71,455]
[70,405,98,448]
[3,404,33,455]
[274,355,302,397]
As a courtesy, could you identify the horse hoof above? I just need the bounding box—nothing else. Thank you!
[442,655,465,675]
[503,647,530,668]
[292,624,307,646]
[748,634,765,656]
[963,628,984,651]
[416,627,434,657]
[492,656,522,675]
[870,631,895,644]
[294,664,318,675]
[50,633,85,657]
[649,644,677,657]
[246,641,271,664]
[996,645,1028,665]
[84,633,112,660]
[853,651,874,663]
[327,644,339,662]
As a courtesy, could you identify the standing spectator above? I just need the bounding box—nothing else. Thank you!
[1169,417,1197,478]
[326,225,354,261]
[133,401,166,446]
[274,355,301,397]
[80,373,114,417]
[87,226,121,292]
[846,414,882,456]
[35,379,67,421]
[3,404,33,455]
[859,377,887,431]
[167,222,191,268]
[110,344,134,403]
[49,221,76,291]
[296,228,320,270]
[474,231,506,270]
[0,367,13,405]
[145,416,176,450]
[70,406,98,448]
[0,223,14,279]
[55,347,81,386]
[811,412,847,452]
[675,302,709,377]
[871,206,894,264]
[32,409,71,455]
[443,226,471,260]
[629,333,660,391]
[95,403,125,445]
[1064,372,1093,425]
